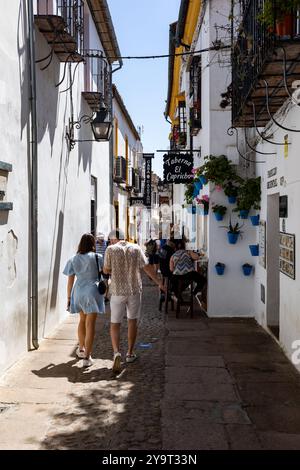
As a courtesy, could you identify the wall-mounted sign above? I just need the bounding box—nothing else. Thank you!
[279,232,295,279]
[259,220,266,269]
[130,197,144,207]
[279,195,288,218]
[159,196,169,205]
[163,153,194,184]
[143,153,154,208]
[268,167,277,178]
[267,179,278,189]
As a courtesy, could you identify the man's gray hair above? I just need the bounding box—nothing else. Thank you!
[108,229,125,240]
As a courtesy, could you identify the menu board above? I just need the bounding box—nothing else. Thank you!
[259,221,266,269]
[279,232,295,279]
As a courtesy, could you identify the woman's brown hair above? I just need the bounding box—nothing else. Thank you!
[77,233,96,254]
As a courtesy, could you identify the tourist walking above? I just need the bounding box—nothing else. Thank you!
[103,229,164,373]
[63,233,105,367]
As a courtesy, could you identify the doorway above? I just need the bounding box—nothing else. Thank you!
[266,193,280,339]
[91,176,97,236]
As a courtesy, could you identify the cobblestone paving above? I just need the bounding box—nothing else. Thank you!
[41,279,165,450]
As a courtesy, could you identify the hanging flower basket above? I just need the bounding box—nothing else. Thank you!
[250,214,260,226]
[215,262,225,275]
[228,195,237,204]
[239,209,249,219]
[249,244,259,256]
[242,264,253,276]
[227,232,239,244]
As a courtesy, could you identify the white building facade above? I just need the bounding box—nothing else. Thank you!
[0,0,122,376]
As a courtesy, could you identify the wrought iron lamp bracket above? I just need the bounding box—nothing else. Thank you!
[250,101,289,146]
[263,79,300,133]
[227,126,266,164]
[66,113,96,151]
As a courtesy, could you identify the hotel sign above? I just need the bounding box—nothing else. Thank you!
[143,153,154,208]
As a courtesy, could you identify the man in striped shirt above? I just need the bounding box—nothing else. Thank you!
[96,233,107,257]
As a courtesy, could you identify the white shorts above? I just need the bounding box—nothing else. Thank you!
[110,293,142,323]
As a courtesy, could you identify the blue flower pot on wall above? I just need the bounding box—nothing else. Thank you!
[199,175,207,185]
[242,264,253,276]
[228,196,237,204]
[250,214,260,226]
[249,244,259,256]
[215,263,225,275]
[204,208,209,216]
[214,212,224,221]
[239,210,249,219]
[227,232,239,244]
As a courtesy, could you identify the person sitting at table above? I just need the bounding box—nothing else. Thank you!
[169,238,206,298]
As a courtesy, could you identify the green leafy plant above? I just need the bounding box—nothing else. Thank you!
[216,262,225,268]
[184,183,194,204]
[258,0,300,28]
[234,177,261,212]
[224,182,239,197]
[221,218,244,234]
[212,204,227,216]
[196,155,238,186]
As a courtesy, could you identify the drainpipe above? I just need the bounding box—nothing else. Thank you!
[109,60,123,227]
[27,0,39,349]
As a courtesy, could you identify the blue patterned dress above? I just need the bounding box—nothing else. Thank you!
[63,252,105,314]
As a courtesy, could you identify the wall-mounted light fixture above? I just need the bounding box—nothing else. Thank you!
[66,98,112,151]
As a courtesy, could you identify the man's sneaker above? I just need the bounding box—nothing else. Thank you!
[112,352,122,373]
[82,356,93,367]
[126,353,137,363]
[76,346,85,359]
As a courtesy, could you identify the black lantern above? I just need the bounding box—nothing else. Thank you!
[91,105,112,141]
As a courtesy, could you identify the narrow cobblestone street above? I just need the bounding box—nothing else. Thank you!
[1,279,300,450]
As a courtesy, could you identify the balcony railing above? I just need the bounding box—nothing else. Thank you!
[114,156,127,183]
[232,0,300,127]
[82,50,109,111]
[35,0,84,62]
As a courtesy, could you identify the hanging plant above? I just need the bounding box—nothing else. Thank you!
[196,195,209,214]
[212,204,227,216]
[197,155,242,188]
[184,183,194,204]
[234,177,261,213]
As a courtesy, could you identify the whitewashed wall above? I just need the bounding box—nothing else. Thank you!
[0,1,112,376]
[254,102,300,370]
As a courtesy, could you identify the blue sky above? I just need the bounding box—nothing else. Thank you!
[108,0,181,177]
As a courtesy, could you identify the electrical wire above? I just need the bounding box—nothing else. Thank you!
[110,44,230,61]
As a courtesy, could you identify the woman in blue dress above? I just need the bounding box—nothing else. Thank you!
[63,233,105,367]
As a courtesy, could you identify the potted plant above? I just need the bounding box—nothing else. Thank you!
[212,204,227,221]
[249,244,259,256]
[234,177,261,219]
[199,174,207,185]
[196,195,209,215]
[242,263,253,276]
[199,155,237,187]
[221,218,244,244]
[258,0,300,37]
[215,262,225,275]
[224,182,239,204]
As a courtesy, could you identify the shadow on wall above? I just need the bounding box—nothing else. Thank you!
[50,210,64,310]
[18,0,60,151]
[77,99,93,174]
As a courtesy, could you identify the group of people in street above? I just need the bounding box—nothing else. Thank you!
[63,230,206,373]
[63,231,164,373]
